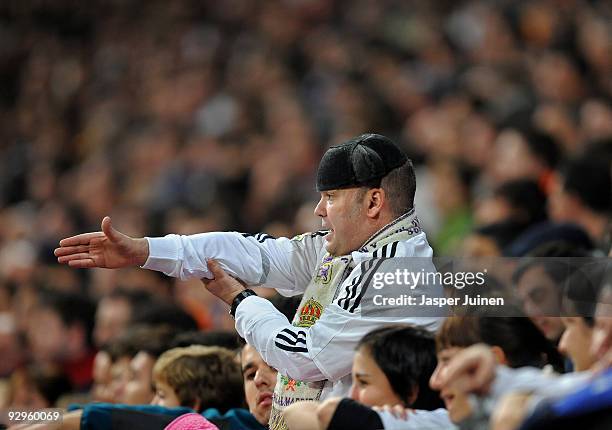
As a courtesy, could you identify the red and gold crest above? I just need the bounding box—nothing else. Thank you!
[297,298,324,327]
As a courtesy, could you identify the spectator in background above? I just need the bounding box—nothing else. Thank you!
[91,347,113,403]
[117,325,177,405]
[169,330,242,351]
[512,243,592,347]
[6,365,71,409]
[475,179,547,228]
[26,290,96,390]
[548,154,612,253]
[131,301,199,333]
[461,220,527,257]
[490,128,561,191]
[93,288,152,348]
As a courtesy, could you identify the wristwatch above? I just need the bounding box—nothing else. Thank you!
[230,289,258,318]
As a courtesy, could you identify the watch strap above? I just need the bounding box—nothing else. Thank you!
[230,289,258,318]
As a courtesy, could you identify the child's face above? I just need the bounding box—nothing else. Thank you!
[429,347,472,423]
[151,378,181,408]
[348,347,403,407]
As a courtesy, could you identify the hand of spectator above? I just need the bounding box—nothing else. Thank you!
[490,392,532,430]
[438,344,497,396]
[54,216,149,268]
[316,397,342,430]
[372,404,412,420]
[284,401,321,430]
[202,259,246,306]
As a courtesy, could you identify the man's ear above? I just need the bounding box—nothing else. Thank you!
[366,188,385,218]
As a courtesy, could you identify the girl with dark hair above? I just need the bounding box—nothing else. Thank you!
[350,324,443,410]
[284,325,453,430]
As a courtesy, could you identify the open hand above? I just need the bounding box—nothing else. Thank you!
[54,216,149,269]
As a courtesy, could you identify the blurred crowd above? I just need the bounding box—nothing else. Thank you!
[0,0,610,418]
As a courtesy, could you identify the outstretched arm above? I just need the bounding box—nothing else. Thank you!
[56,216,326,294]
[54,217,149,269]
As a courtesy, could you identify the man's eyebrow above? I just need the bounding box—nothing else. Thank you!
[242,362,255,373]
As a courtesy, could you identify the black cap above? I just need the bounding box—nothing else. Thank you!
[316,134,407,191]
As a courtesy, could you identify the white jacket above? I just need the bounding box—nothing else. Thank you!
[143,220,443,399]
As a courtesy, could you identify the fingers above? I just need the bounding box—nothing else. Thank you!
[57,252,94,264]
[441,345,495,394]
[58,232,105,247]
[207,259,228,279]
[54,245,93,257]
[101,216,119,242]
[67,258,97,268]
[373,404,409,420]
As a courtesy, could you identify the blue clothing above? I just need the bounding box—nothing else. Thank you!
[68,403,267,430]
[519,368,612,430]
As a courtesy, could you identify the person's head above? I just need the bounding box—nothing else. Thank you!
[548,154,612,224]
[491,128,560,184]
[151,345,244,413]
[169,330,242,351]
[314,134,416,256]
[591,275,612,365]
[27,290,95,363]
[94,289,152,348]
[131,301,198,333]
[350,325,442,410]
[476,179,547,226]
[121,326,176,405]
[461,220,526,257]
[9,366,72,408]
[240,343,277,426]
[430,312,557,423]
[558,262,606,371]
[513,243,590,342]
[110,324,177,405]
[91,349,113,402]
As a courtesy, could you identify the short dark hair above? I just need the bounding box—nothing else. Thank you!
[493,179,547,225]
[512,242,591,287]
[379,159,416,217]
[38,290,96,348]
[131,301,198,333]
[357,325,443,410]
[560,155,612,214]
[107,324,177,361]
[522,128,561,169]
[562,261,608,326]
[170,330,243,351]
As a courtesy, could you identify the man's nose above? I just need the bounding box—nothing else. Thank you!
[314,197,326,218]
